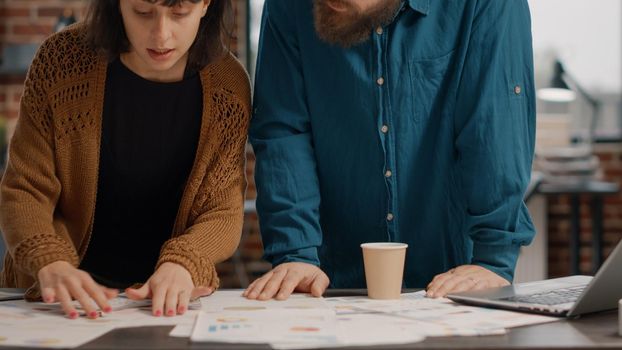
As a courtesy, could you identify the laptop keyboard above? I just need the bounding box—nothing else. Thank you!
[499,286,585,305]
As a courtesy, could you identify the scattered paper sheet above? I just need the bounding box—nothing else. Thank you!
[190,290,558,349]
[324,291,558,336]
[193,309,338,345]
[191,290,338,345]
[0,298,197,348]
[190,290,423,349]
[0,290,561,349]
[199,290,329,312]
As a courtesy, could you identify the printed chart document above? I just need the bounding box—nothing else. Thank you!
[191,291,558,350]
[0,297,198,348]
[190,290,425,349]
[325,291,559,337]
[0,289,561,349]
[191,291,338,346]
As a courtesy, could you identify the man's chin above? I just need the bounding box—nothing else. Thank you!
[315,27,372,48]
[313,4,371,48]
[313,0,401,49]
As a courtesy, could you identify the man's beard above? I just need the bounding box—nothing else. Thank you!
[313,0,402,48]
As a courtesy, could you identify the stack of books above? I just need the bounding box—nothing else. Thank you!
[534,145,602,184]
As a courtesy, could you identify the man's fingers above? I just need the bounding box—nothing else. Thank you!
[257,269,287,300]
[427,265,510,297]
[242,279,259,297]
[245,270,274,299]
[433,275,471,298]
[245,273,272,300]
[309,273,329,297]
[493,279,510,288]
[426,272,454,297]
[245,264,329,300]
[472,280,491,291]
[242,279,257,297]
[445,277,477,295]
[242,280,256,298]
[275,272,304,300]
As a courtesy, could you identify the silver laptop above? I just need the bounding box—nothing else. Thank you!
[447,239,622,317]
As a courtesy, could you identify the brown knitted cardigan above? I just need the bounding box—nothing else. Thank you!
[0,25,251,300]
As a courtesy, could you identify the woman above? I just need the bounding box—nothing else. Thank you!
[0,0,250,319]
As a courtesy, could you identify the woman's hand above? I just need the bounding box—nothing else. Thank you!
[125,262,214,317]
[37,261,119,319]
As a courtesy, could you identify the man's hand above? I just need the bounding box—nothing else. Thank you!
[38,261,119,319]
[243,262,329,300]
[125,262,213,317]
[426,265,509,298]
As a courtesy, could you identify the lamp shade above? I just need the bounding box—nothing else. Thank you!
[537,60,577,103]
[537,88,576,102]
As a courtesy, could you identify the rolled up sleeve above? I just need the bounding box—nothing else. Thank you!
[453,0,536,281]
[250,0,322,267]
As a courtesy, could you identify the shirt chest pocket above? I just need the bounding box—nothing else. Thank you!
[408,50,455,123]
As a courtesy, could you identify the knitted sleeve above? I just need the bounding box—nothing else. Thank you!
[0,36,79,278]
[156,64,251,288]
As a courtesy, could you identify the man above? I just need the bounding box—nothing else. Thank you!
[245,0,536,300]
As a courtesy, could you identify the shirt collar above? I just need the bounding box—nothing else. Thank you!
[406,0,430,15]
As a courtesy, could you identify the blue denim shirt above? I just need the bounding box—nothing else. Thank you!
[250,0,536,288]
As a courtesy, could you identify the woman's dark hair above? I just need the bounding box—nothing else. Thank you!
[86,0,233,72]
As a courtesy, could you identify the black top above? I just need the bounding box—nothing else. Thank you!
[80,59,202,288]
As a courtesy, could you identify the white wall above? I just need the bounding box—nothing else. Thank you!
[529,0,622,94]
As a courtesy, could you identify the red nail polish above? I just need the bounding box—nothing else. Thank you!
[167,309,174,316]
[104,306,112,313]
[154,310,162,317]
[89,311,98,318]
[178,306,186,314]
[69,311,78,319]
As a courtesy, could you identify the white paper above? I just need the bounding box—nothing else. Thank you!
[200,290,330,312]
[0,289,560,349]
[190,290,426,349]
[191,290,337,345]
[192,309,338,345]
[0,298,198,348]
[324,291,558,336]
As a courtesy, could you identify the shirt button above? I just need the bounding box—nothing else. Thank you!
[514,85,522,95]
[385,170,392,178]
[387,213,394,221]
[376,27,383,35]
[381,125,389,133]
[377,77,385,86]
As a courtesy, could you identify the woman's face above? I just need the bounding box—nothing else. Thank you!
[119,0,210,82]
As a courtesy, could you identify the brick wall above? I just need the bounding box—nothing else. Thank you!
[1,0,86,45]
[547,144,622,277]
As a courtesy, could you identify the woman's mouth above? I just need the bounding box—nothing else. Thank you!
[147,48,174,61]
